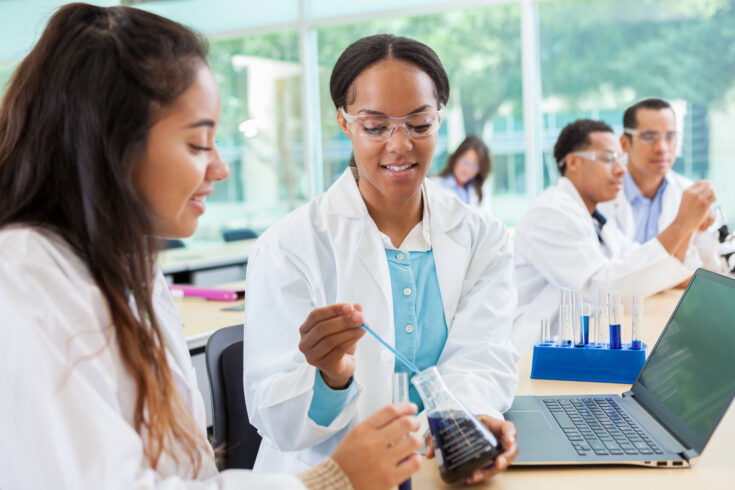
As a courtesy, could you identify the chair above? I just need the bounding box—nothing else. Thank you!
[205,324,262,470]
[221,227,258,242]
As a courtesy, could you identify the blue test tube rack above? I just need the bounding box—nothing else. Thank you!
[530,342,647,383]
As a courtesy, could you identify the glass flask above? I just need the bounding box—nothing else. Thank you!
[411,367,502,483]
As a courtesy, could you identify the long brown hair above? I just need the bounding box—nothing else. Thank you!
[0,3,209,474]
[438,135,492,201]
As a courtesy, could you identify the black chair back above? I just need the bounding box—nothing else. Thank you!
[205,324,261,470]
[221,228,258,242]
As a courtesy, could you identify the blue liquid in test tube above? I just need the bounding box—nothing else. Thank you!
[582,315,590,345]
[608,292,623,349]
[609,324,621,349]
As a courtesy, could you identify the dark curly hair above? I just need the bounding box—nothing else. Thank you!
[553,119,614,175]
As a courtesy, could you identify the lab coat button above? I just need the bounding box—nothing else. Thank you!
[403,288,411,296]
[405,324,414,333]
[380,350,392,362]
[396,253,405,261]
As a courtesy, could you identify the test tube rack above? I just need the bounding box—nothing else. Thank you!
[530,342,647,383]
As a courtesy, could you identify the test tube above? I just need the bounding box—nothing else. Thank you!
[595,289,608,348]
[541,318,552,345]
[559,288,573,346]
[571,290,584,347]
[581,303,592,346]
[393,372,412,490]
[631,293,643,350]
[608,291,623,349]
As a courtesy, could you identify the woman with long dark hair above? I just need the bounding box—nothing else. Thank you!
[0,4,422,489]
[432,135,492,210]
[243,34,518,484]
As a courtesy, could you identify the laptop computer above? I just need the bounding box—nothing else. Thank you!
[505,268,735,467]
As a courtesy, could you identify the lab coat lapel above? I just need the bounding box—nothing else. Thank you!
[355,227,392,310]
[427,181,468,329]
[328,169,393,312]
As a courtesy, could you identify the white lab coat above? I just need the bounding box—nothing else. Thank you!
[512,177,692,356]
[430,175,492,213]
[243,168,518,474]
[598,170,729,274]
[0,226,303,490]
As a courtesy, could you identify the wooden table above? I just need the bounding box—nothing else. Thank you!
[412,289,735,489]
[179,280,246,352]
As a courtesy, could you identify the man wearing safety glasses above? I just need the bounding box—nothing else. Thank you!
[510,119,713,356]
[598,98,729,278]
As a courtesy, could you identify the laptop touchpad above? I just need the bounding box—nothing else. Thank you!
[506,408,560,462]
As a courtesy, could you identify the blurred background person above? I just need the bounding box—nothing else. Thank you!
[432,136,493,212]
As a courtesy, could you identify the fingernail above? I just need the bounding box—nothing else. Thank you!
[351,313,362,322]
[343,304,353,313]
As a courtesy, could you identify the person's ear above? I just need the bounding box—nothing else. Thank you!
[337,108,351,138]
[620,133,631,153]
[565,154,579,175]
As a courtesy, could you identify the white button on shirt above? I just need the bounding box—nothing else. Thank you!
[405,325,414,333]
[396,253,405,261]
[403,288,412,296]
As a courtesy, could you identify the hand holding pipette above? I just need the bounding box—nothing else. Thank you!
[298,303,366,389]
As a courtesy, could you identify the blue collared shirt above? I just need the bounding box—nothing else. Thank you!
[441,174,471,204]
[624,171,668,243]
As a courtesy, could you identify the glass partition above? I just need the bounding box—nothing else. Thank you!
[194,31,307,246]
[538,0,735,218]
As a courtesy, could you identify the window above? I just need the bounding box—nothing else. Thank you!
[196,32,307,245]
[538,0,735,218]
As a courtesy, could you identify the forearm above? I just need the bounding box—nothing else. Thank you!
[657,221,694,257]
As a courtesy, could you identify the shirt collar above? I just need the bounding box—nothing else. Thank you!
[624,170,669,204]
[379,185,432,252]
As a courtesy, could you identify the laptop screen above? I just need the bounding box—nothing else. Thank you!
[632,269,735,453]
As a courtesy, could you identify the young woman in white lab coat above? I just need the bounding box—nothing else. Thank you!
[0,5,423,489]
[243,35,519,484]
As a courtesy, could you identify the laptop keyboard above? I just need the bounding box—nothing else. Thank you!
[543,397,664,457]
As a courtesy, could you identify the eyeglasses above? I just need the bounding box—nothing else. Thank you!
[569,150,628,168]
[340,106,444,142]
[623,128,680,145]
[458,157,480,171]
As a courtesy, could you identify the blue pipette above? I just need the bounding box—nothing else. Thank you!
[358,323,420,374]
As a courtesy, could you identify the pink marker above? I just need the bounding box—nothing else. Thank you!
[169,285,244,301]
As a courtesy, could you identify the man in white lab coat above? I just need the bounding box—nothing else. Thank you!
[598,98,728,275]
[512,119,715,356]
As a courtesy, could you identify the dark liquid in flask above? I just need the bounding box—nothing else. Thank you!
[428,410,502,483]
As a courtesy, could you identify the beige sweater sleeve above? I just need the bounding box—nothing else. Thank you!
[297,458,354,490]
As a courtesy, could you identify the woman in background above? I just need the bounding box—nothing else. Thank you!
[432,135,492,211]
[0,4,421,489]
